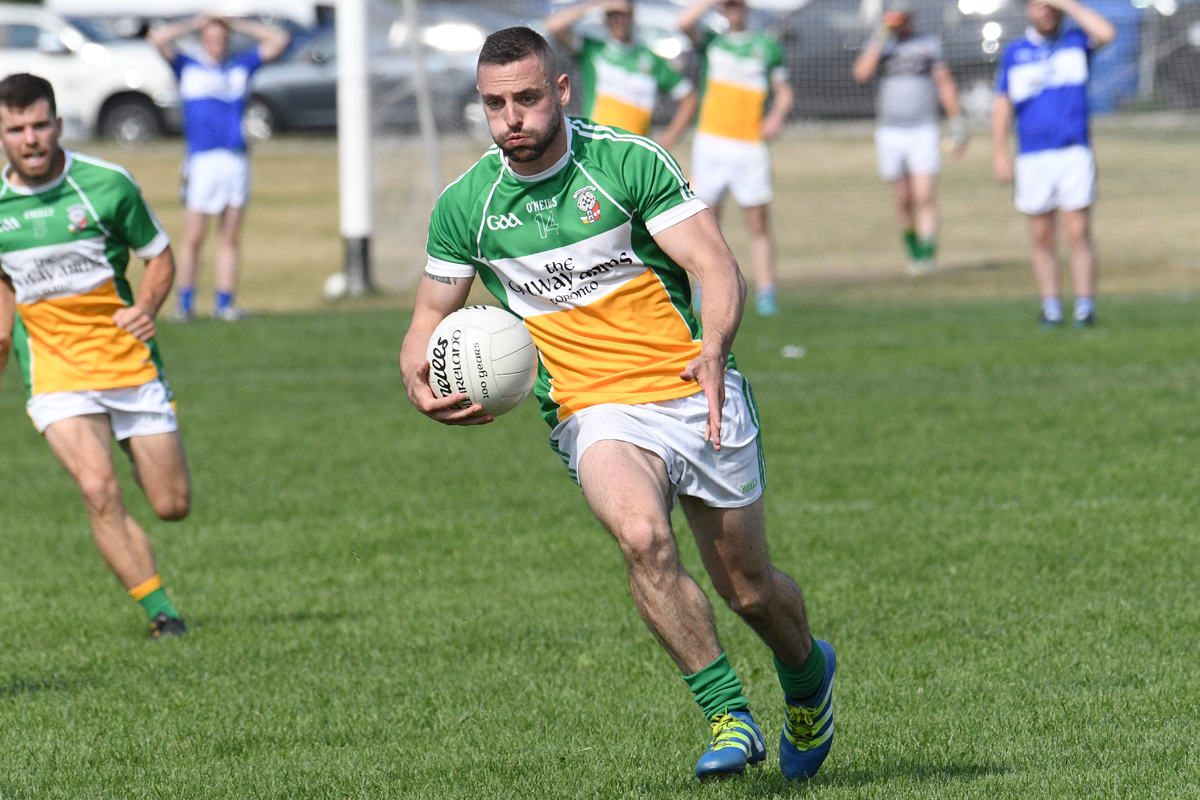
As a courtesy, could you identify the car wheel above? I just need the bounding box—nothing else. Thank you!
[244,98,276,141]
[100,97,162,144]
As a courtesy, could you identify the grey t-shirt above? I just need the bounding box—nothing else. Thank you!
[875,34,944,128]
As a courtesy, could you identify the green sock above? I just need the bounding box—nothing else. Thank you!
[682,652,750,721]
[137,587,180,621]
[775,638,826,702]
[915,236,937,261]
[903,228,918,260]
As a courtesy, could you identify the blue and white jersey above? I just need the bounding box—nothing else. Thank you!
[172,49,264,155]
[995,27,1091,154]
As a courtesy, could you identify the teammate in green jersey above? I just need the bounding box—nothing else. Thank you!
[545,0,698,148]
[0,74,190,638]
[399,28,835,781]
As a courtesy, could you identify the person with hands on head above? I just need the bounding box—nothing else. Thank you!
[853,0,967,275]
[678,0,793,316]
[399,27,836,783]
[149,14,290,322]
[0,73,191,639]
[992,0,1115,326]
[544,0,699,149]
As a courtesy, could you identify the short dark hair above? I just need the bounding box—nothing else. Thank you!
[478,26,558,79]
[0,73,56,118]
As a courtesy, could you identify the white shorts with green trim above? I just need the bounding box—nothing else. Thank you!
[27,379,177,440]
[690,133,774,209]
[549,369,765,509]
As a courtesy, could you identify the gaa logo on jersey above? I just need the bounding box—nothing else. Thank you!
[574,186,601,224]
[66,204,89,233]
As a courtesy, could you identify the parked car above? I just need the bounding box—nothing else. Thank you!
[245,3,521,139]
[0,3,179,141]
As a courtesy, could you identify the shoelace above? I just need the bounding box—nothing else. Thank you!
[786,704,820,748]
[708,713,749,751]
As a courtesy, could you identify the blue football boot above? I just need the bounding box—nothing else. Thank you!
[780,639,836,780]
[694,709,766,780]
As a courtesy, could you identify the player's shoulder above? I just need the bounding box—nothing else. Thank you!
[1061,27,1090,48]
[433,146,505,217]
[570,118,672,164]
[67,151,141,191]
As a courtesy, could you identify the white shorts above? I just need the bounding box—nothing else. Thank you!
[690,132,773,208]
[181,149,250,214]
[875,123,941,181]
[1014,145,1096,215]
[27,380,178,440]
[549,370,766,509]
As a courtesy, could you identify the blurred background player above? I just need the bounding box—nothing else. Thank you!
[853,0,967,275]
[150,14,289,321]
[992,0,1114,326]
[679,0,792,316]
[0,74,191,638]
[545,0,698,149]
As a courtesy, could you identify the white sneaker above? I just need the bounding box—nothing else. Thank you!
[906,258,935,275]
[165,306,193,322]
[211,305,251,321]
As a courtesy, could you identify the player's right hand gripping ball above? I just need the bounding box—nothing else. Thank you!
[426,305,538,417]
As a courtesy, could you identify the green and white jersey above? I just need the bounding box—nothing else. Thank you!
[0,150,170,399]
[696,29,787,142]
[426,118,719,427]
[576,36,692,136]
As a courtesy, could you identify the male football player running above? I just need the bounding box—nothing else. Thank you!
[0,74,190,638]
[399,28,835,781]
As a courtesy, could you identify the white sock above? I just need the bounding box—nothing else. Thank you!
[1042,297,1063,322]
[1074,296,1094,320]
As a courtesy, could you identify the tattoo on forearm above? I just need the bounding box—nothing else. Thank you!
[424,271,459,285]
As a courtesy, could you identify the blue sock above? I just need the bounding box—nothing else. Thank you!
[215,291,234,311]
[178,286,194,314]
[1073,296,1094,320]
[1041,297,1063,322]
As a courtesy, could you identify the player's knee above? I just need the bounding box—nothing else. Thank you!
[77,474,122,515]
[617,519,676,575]
[153,491,191,521]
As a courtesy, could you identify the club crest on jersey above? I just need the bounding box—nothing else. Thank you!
[66,204,89,233]
[574,186,601,224]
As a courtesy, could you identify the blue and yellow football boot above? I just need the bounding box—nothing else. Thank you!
[780,639,836,780]
[694,709,766,780]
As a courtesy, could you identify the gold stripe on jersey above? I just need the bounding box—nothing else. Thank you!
[19,281,159,396]
[591,96,654,136]
[523,269,702,421]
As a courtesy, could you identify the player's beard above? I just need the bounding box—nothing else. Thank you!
[496,109,563,164]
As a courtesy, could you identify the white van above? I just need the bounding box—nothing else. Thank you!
[0,4,179,142]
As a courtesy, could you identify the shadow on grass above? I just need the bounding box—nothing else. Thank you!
[0,676,98,698]
[692,761,1011,797]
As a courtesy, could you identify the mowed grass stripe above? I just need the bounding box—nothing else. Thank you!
[0,296,1197,798]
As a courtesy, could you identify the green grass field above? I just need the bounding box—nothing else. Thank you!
[2,295,1197,798]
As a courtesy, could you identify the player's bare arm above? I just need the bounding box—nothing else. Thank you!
[1040,0,1116,47]
[228,17,292,62]
[678,0,724,43]
[544,0,623,50]
[0,273,13,392]
[991,94,1014,184]
[653,209,746,450]
[113,248,176,342]
[147,14,210,61]
[657,90,698,150]
[399,274,494,426]
[932,63,968,158]
[762,77,793,142]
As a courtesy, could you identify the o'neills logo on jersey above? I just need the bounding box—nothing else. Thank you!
[574,186,601,224]
[66,204,90,233]
[428,330,470,408]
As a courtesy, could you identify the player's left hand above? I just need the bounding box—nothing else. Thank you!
[761,115,785,142]
[680,350,726,450]
[113,305,157,342]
